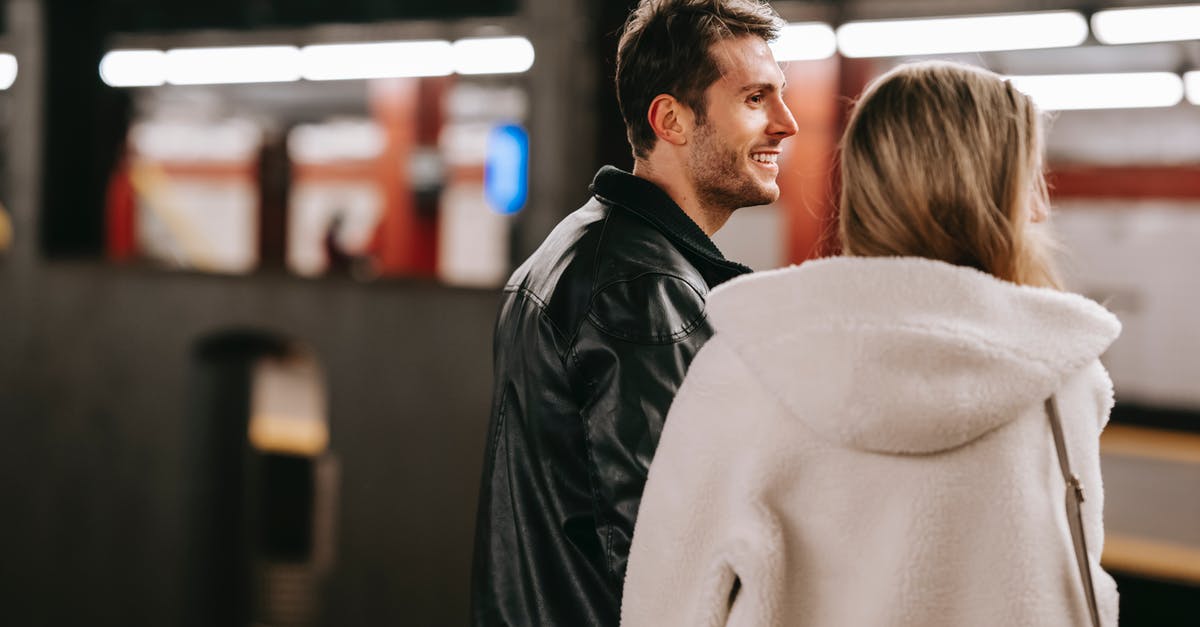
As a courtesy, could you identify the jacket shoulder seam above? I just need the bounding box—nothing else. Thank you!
[503,285,574,360]
[561,206,614,350]
[589,204,614,295]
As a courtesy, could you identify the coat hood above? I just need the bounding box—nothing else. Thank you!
[706,257,1121,455]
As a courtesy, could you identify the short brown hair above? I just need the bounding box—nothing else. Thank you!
[839,61,1060,288]
[616,0,784,159]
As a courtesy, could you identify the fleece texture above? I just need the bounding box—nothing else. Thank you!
[620,256,1122,627]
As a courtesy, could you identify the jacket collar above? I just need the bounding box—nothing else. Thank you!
[589,166,751,275]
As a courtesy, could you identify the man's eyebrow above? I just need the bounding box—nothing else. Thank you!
[739,82,784,93]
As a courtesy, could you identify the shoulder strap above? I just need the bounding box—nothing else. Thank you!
[1045,395,1103,627]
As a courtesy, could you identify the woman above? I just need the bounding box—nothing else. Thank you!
[620,61,1121,626]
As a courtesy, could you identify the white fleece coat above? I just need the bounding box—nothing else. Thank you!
[621,256,1122,627]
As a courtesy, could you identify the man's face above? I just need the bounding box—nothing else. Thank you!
[687,36,798,211]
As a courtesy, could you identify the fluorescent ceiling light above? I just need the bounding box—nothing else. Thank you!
[103,36,536,86]
[770,22,837,61]
[301,40,454,80]
[0,53,17,90]
[1186,71,1200,106]
[837,11,1088,58]
[1007,72,1184,111]
[452,37,535,75]
[165,46,301,85]
[1092,4,1200,44]
[100,49,166,87]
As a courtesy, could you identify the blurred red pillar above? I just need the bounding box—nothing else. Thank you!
[368,77,441,277]
[777,57,879,263]
[105,154,136,263]
[777,58,840,264]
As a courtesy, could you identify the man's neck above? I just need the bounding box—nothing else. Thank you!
[632,160,731,237]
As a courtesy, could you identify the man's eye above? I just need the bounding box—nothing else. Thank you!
[748,94,764,105]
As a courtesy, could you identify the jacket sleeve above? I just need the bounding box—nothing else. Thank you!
[619,338,784,627]
[569,273,712,586]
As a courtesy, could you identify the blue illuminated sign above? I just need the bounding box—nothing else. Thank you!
[484,123,529,215]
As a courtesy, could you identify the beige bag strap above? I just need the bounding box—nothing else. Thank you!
[1045,396,1102,627]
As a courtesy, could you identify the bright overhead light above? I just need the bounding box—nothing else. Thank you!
[103,36,537,86]
[1186,71,1200,106]
[0,53,17,90]
[837,11,1088,58]
[1007,72,1184,111]
[452,37,535,75]
[100,49,166,87]
[301,40,454,80]
[165,46,301,85]
[1092,4,1200,45]
[770,22,837,61]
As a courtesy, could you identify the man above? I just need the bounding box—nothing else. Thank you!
[471,1,798,624]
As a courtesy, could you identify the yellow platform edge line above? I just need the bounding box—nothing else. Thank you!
[1102,533,1200,585]
[1101,424,1200,465]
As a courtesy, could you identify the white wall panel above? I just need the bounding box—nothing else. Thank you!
[1055,201,1200,408]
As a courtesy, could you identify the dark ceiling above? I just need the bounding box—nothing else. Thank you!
[100,0,520,33]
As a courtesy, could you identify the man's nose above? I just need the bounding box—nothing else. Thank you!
[769,98,799,138]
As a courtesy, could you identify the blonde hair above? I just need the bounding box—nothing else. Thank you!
[838,61,1060,288]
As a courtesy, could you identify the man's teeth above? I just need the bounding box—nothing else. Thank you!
[751,153,778,164]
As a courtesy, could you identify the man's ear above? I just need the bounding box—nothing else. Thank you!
[647,94,694,147]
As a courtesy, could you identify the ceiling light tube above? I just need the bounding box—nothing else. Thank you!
[1092,4,1200,45]
[770,22,837,61]
[165,45,301,85]
[301,41,454,80]
[452,37,535,75]
[100,49,166,87]
[1007,72,1184,111]
[1186,71,1200,106]
[0,53,17,90]
[837,11,1088,58]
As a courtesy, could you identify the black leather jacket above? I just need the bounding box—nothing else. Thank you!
[471,167,751,626]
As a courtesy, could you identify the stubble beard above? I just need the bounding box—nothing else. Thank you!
[688,122,777,214]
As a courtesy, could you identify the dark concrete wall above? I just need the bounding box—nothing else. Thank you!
[0,260,500,626]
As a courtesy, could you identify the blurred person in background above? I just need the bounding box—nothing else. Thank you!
[621,61,1121,626]
[470,0,798,624]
